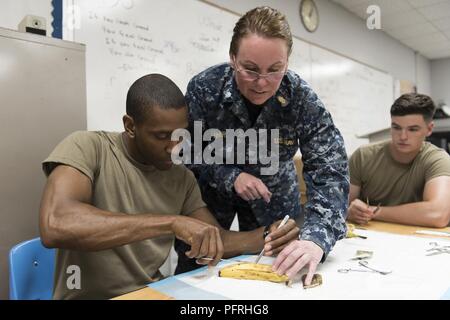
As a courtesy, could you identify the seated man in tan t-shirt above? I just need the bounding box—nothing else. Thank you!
[348,93,450,228]
[39,74,299,299]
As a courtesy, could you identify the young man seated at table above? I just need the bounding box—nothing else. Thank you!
[347,93,450,228]
[39,74,299,299]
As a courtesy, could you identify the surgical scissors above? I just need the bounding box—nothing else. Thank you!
[195,257,248,264]
[338,261,392,275]
[358,260,392,275]
[426,242,450,256]
[338,268,373,273]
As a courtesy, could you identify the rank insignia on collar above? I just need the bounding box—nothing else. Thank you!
[277,95,288,107]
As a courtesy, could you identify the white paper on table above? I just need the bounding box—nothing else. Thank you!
[177,230,450,299]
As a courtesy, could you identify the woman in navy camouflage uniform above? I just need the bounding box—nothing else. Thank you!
[175,6,349,285]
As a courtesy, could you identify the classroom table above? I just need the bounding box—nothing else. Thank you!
[112,220,450,300]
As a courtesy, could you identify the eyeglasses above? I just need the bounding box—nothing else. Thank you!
[233,60,287,82]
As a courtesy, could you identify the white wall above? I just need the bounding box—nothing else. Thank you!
[416,53,432,95]
[431,58,450,107]
[0,0,53,35]
[207,0,431,93]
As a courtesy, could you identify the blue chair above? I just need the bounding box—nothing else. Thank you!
[9,237,55,300]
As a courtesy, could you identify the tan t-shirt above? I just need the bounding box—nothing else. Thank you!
[42,131,206,300]
[349,140,450,206]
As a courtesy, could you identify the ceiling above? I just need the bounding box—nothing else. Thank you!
[331,0,450,60]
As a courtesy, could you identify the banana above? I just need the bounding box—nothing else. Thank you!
[218,262,288,283]
[346,223,367,239]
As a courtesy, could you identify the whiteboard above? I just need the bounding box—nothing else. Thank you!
[64,0,393,154]
[310,46,394,153]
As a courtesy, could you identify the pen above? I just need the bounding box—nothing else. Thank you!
[254,214,290,264]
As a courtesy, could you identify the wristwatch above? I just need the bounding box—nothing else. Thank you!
[263,224,271,239]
